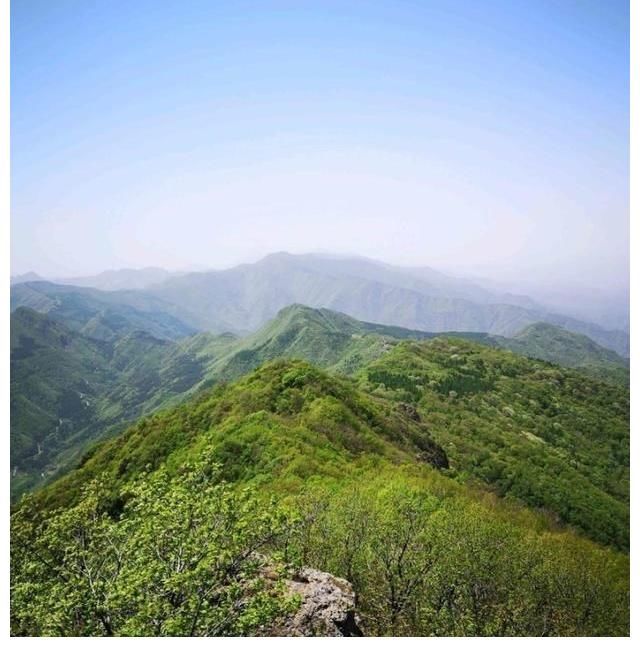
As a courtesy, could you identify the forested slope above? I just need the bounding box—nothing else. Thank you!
[12,360,629,636]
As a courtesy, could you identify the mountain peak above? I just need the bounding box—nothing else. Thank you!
[11,271,44,285]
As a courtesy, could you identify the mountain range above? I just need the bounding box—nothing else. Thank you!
[10,258,630,636]
[11,301,628,500]
[13,342,629,636]
[11,252,630,355]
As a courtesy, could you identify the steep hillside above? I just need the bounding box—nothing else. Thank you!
[14,360,629,636]
[11,304,435,497]
[11,305,628,499]
[11,307,115,493]
[358,339,629,549]
[10,281,196,341]
[19,317,629,551]
[497,322,629,385]
[10,309,229,498]
[32,360,448,512]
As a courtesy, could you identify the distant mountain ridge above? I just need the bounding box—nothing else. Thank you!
[11,253,629,356]
[144,252,630,355]
[11,267,177,291]
[10,280,196,342]
[11,303,628,499]
[55,266,177,291]
[10,271,44,285]
[496,322,629,386]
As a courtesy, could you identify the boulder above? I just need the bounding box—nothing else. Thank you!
[275,567,363,637]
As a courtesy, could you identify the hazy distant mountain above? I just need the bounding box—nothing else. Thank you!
[10,280,196,341]
[10,271,44,285]
[145,253,545,332]
[495,322,629,386]
[11,253,629,355]
[54,266,176,291]
[541,287,629,334]
[144,253,629,355]
[466,276,630,333]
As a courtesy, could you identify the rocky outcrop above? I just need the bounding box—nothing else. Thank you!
[416,442,449,469]
[274,567,363,637]
[397,402,421,422]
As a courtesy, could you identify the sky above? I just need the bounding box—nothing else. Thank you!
[11,0,629,290]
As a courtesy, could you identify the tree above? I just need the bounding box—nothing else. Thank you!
[11,449,298,636]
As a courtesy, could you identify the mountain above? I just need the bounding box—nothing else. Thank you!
[496,322,629,386]
[10,271,45,285]
[213,309,629,550]
[143,253,629,355]
[55,266,176,291]
[470,276,630,333]
[357,337,629,549]
[11,254,629,356]
[14,358,629,636]
[9,304,452,498]
[11,307,116,493]
[241,307,628,386]
[10,280,196,341]
[10,307,234,498]
[203,303,468,380]
[11,304,629,499]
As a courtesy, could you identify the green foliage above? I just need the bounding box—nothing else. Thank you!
[11,303,630,636]
[292,470,629,636]
[12,357,630,636]
[11,449,297,636]
[15,314,629,551]
[359,339,629,549]
[10,308,232,499]
[28,360,447,513]
[12,304,628,500]
[496,322,629,386]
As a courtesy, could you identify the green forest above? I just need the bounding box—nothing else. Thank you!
[10,0,630,639]
[11,333,630,636]
[10,304,629,499]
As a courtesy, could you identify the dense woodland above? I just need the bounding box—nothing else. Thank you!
[10,0,630,639]
[11,342,630,635]
[10,304,629,498]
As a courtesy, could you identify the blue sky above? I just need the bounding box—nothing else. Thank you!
[11,0,629,288]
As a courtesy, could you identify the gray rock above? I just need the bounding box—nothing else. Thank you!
[275,567,363,637]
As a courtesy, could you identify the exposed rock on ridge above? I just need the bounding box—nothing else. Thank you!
[275,567,363,637]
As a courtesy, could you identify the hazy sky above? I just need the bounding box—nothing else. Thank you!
[11,0,629,289]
